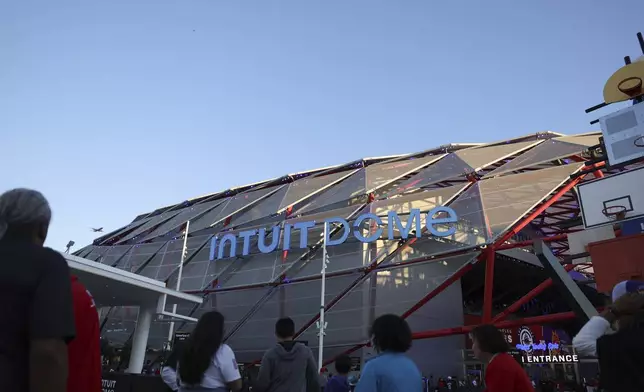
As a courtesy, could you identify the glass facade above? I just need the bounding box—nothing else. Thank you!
[74,135,590,363]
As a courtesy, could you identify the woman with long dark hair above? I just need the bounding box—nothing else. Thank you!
[177,311,242,392]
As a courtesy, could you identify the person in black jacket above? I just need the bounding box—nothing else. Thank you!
[595,292,644,392]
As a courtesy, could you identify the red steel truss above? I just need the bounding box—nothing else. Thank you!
[316,162,606,366]
[177,160,608,367]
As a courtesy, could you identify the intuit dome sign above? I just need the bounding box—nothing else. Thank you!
[209,207,458,260]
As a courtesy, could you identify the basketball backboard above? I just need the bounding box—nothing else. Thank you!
[577,165,644,229]
[599,102,644,166]
[567,226,615,264]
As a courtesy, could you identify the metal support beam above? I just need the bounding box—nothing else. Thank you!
[411,310,589,340]
[534,240,598,323]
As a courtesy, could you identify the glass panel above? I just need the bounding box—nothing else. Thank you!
[390,155,468,195]
[365,155,443,192]
[140,200,226,241]
[217,246,280,289]
[224,289,280,355]
[285,274,365,346]
[277,206,365,279]
[379,186,486,267]
[227,187,289,228]
[555,134,601,147]
[147,321,171,350]
[455,141,540,170]
[301,254,474,346]
[391,142,540,195]
[85,246,110,262]
[227,274,360,358]
[113,242,166,273]
[485,136,599,178]
[96,218,151,245]
[479,163,583,240]
[74,245,93,257]
[371,184,467,216]
[116,210,183,244]
[187,198,231,233]
[212,186,283,226]
[204,288,272,341]
[286,240,369,280]
[278,171,354,211]
[97,245,134,266]
[138,235,212,282]
[433,184,489,245]
[177,245,218,291]
[295,169,367,215]
[102,306,139,346]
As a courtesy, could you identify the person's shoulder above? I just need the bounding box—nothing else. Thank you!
[296,342,313,353]
[39,247,68,266]
[217,344,235,358]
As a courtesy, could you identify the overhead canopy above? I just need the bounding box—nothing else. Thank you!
[64,253,203,309]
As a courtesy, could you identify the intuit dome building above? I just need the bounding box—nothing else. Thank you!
[75,131,606,376]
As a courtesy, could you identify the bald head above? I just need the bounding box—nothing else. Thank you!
[0,188,52,245]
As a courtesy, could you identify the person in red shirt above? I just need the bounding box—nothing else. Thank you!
[67,275,102,392]
[470,325,534,392]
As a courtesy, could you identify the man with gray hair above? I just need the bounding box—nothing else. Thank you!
[0,188,76,392]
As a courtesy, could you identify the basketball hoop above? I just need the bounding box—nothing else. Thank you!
[602,205,628,221]
[635,135,644,147]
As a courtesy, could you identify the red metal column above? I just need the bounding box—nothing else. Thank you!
[482,248,495,322]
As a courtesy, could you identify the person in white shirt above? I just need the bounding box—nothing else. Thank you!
[572,280,644,357]
[165,311,242,392]
[161,348,180,391]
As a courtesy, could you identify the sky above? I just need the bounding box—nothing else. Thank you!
[1,0,643,251]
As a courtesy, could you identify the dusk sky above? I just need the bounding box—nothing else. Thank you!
[2,0,642,250]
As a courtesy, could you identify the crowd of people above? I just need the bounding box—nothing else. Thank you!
[2,187,644,392]
[160,312,424,392]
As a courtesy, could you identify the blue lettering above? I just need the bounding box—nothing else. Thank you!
[209,236,218,261]
[258,226,280,253]
[238,230,257,256]
[324,218,350,246]
[283,223,293,251]
[426,206,458,237]
[294,221,316,249]
[218,233,237,259]
[388,209,422,240]
[354,213,383,243]
[208,208,460,261]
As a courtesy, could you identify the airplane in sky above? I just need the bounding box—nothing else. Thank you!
[90,227,104,233]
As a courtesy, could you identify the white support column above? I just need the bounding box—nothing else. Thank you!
[127,307,154,374]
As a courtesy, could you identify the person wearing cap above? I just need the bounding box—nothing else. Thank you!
[573,282,644,391]
[572,280,644,356]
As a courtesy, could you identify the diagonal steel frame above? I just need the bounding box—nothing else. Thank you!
[321,166,593,366]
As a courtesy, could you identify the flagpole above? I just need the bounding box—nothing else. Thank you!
[167,220,190,348]
[317,221,329,372]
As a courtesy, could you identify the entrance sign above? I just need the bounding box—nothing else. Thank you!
[521,354,579,364]
[209,207,458,260]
